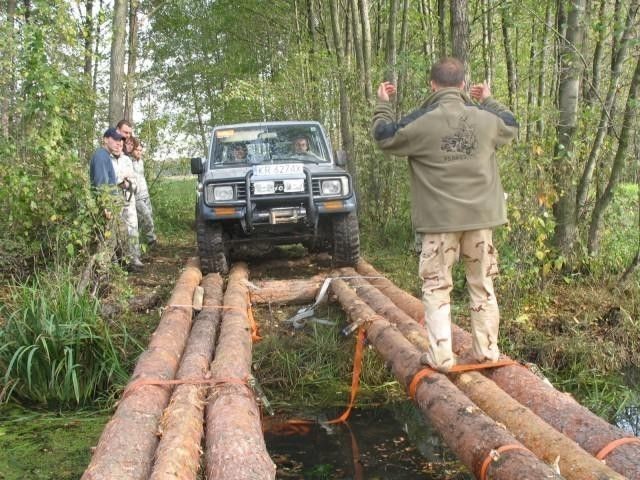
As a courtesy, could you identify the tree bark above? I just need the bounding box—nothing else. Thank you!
[587,54,640,254]
[355,258,640,478]
[248,275,326,305]
[501,4,516,110]
[450,0,470,86]
[350,0,365,98]
[124,0,139,121]
[359,0,373,101]
[82,259,202,480]
[150,274,224,480]
[437,0,447,57]
[384,0,399,84]
[584,0,606,105]
[1,0,17,138]
[109,0,128,125]
[536,0,552,136]
[329,277,563,480]
[204,263,276,480]
[551,0,585,258]
[480,0,493,86]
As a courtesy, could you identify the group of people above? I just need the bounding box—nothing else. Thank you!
[89,119,157,271]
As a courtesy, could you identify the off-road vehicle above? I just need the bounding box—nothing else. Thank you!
[191,121,359,274]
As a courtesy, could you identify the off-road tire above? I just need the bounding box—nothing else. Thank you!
[331,212,360,266]
[196,217,229,274]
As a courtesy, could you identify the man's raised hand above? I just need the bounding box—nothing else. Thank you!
[377,82,397,102]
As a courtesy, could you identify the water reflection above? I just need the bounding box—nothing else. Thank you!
[264,403,471,479]
[616,405,640,435]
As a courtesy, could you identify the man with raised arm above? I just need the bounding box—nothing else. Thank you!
[371,57,518,372]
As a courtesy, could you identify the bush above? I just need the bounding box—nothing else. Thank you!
[0,266,131,407]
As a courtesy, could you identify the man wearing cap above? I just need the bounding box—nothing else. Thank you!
[89,128,120,188]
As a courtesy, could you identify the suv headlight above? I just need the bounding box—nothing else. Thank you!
[206,184,234,202]
[321,177,350,196]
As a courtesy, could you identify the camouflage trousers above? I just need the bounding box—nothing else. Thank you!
[120,198,141,262]
[135,196,157,244]
[418,229,500,372]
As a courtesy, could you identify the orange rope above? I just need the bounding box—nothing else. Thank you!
[246,297,262,342]
[478,444,529,480]
[408,359,518,400]
[595,437,640,460]
[270,326,366,431]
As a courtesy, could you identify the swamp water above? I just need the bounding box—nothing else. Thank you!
[265,403,471,480]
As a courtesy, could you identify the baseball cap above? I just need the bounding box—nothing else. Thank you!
[103,127,124,141]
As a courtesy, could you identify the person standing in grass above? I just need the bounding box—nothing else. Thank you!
[371,57,518,372]
[129,136,157,248]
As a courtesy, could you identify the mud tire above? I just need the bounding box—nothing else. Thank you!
[331,212,360,266]
[196,217,229,274]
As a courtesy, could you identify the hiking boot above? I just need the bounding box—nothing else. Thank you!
[128,258,144,272]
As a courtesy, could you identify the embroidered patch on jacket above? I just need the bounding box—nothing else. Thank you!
[440,117,478,158]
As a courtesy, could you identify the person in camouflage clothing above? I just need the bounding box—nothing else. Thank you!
[371,57,518,372]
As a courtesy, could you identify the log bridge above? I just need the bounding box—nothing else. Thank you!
[82,256,640,480]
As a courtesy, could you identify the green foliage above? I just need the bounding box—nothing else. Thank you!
[0,0,99,277]
[151,177,197,241]
[0,266,130,407]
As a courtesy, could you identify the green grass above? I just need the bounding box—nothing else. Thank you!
[150,176,197,243]
[0,265,131,407]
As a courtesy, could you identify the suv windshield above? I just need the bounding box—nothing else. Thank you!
[210,124,330,167]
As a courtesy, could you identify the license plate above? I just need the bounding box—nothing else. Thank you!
[253,163,304,176]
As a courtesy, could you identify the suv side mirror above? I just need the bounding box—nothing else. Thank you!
[191,157,204,175]
[334,150,347,167]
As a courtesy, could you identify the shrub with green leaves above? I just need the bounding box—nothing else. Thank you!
[0,267,130,407]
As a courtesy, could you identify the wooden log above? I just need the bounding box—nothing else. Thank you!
[330,277,563,480]
[149,274,224,480]
[340,268,624,479]
[82,258,202,480]
[247,275,326,305]
[205,263,276,480]
[356,258,640,479]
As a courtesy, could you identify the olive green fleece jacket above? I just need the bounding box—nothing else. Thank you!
[372,88,518,233]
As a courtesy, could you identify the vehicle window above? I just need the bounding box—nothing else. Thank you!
[210,125,330,166]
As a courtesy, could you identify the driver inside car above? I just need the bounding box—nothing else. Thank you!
[230,143,250,163]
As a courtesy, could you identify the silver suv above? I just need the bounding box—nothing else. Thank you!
[191,121,360,274]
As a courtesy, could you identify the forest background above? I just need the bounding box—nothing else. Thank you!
[0,0,639,452]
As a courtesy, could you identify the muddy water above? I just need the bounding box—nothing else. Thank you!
[265,403,472,480]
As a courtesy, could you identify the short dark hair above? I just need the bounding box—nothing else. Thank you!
[116,119,132,130]
[430,57,465,87]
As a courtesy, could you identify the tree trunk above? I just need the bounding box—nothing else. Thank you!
[248,275,326,305]
[150,274,224,480]
[584,0,606,105]
[384,0,399,84]
[551,0,585,258]
[536,0,552,136]
[124,0,139,121]
[354,258,640,478]
[501,5,516,110]
[359,0,373,101]
[204,264,276,480]
[329,0,355,172]
[525,22,536,143]
[109,0,128,125]
[350,0,365,98]
[83,0,94,79]
[576,0,638,215]
[481,0,493,86]
[82,259,202,480]
[587,54,640,254]
[437,0,447,57]
[1,0,17,138]
[450,0,470,86]
[396,0,410,111]
[329,277,563,480]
